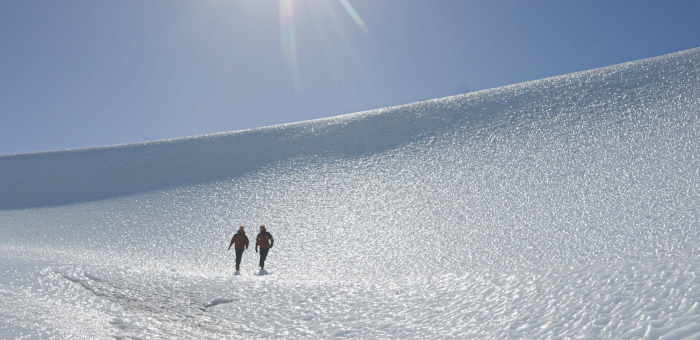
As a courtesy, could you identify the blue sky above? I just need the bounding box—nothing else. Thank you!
[1,0,699,156]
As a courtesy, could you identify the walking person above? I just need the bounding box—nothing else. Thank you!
[228,226,249,272]
[255,225,274,270]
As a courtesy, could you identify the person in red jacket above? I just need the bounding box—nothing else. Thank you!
[255,225,274,270]
[228,226,249,272]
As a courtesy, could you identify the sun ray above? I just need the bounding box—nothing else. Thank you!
[338,0,370,35]
[278,0,370,91]
[279,0,301,90]
[317,0,376,96]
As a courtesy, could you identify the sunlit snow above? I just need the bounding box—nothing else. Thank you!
[1,48,699,339]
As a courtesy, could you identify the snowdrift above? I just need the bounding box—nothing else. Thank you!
[2,48,697,212]
[1,48,699,338]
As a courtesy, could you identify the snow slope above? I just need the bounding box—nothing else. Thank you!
[1,48,699,339]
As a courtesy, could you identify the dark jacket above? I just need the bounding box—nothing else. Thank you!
[256,231,274,249]
[230,232,249,250]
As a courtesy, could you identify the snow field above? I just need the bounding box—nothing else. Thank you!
[1,48,699,338]
[2,258,698,339]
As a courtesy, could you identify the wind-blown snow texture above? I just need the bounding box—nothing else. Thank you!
[1,48,699,339]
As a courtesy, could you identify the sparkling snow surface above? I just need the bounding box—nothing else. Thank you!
[1,49,699,339]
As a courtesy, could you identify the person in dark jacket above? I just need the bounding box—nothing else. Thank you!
[255,225,274,269]
[228,226,249,272]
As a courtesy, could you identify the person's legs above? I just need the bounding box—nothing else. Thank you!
[235,249,244,271]
[259,248,269,268]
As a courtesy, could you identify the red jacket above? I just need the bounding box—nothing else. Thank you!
[256,231,274,248]
[230,232,249,250]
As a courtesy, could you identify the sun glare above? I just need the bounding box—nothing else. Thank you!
[279,0,301,90]
[338,0,370,35]
[278,0,370,91]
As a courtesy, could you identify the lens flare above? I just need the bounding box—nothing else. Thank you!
[338,0,370,35]
[279,0,301,90]
[278,0,370,90]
